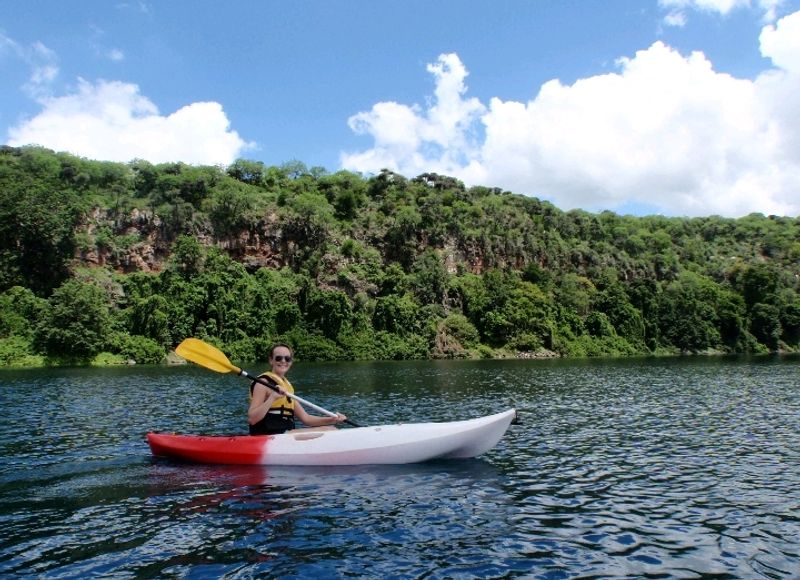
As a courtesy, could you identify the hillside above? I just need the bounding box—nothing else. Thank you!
[1,145,799,366]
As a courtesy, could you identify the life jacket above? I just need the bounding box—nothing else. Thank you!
[250,371,295,419]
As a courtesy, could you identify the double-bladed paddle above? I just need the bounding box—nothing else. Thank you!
[175,337,359,427]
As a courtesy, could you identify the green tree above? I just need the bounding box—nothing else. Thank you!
[627,278,661,350]
[717,291,746,349]
[126,294,172,346]
[592,281,645,347]
[586,312,615,337]
[0,148,84,294]
[481,277,554,349]
[207,180,257,237]
[372,293,419,335]
[34,280,114,359]
[659,274,721,353]
[780,301,800,346]
[750,303,781,350]
[169,235,206,277]
[433,312,480,358]
[738,263,780,309]
[284,192,335,254]
[115,334,166,364]
[0,286,47,339]
[305,289,352,339]
[318,170,367,221]
[227,159,268,186]
[385,206,422,266]
[411,250,449,305]
[246,267,304,337]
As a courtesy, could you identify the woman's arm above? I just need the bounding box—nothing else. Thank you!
[293,402,347,427]
[247,384,281,425]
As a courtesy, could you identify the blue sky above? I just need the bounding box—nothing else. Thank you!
[2,0,799,217]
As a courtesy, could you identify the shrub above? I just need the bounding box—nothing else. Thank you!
[281,329,343,362]
[117,334,166,364]
[0,336,42,367]
[225,336,257,363]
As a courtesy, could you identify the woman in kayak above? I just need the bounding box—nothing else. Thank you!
[248,343,347,435]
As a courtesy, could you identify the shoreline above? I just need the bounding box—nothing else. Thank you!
[2,347,796,371]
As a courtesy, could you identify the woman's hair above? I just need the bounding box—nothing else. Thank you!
[269,343,294,359]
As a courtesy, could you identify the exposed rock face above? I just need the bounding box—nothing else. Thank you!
[74,207,515,277]
[116,242,165,273]
[215,223,287,271]
[75,208,293,274]
[76,208,169,272]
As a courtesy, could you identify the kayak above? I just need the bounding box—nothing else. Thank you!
[147,409,516,466]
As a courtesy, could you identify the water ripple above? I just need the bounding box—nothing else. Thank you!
[1,356,799,577]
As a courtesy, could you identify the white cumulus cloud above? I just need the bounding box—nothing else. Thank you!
[7,78,253,165]
[345,53,485,177]
[341,11,800,217]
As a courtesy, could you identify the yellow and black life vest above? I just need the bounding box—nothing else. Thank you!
[250,371,295,419]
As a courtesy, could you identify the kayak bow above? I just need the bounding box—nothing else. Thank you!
[148,409,516,466]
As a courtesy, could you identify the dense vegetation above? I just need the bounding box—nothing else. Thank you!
[1,145,799,366]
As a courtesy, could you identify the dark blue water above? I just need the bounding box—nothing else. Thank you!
[1,356,799,578]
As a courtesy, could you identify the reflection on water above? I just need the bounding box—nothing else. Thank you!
[1,355,799,577]
[142,459,512,578]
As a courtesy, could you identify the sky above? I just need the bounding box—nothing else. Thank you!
[2,0,799,218]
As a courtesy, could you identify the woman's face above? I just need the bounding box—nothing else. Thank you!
[270,346,293,375]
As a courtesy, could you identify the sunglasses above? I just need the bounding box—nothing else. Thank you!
[272,355,293,363]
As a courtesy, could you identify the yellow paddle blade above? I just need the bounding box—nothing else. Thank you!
[175,338,241,374]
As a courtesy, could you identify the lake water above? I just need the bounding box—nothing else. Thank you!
[1,355,798,578]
